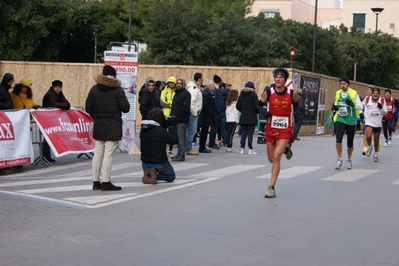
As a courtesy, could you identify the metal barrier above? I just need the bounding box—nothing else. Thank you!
[30,122,52,166]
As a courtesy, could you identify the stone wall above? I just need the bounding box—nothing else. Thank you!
[1,61,397,136]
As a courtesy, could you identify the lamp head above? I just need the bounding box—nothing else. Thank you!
[91,24,101,32]
[371,7,384,15]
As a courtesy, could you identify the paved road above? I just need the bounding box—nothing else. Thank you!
[1,133,398,266]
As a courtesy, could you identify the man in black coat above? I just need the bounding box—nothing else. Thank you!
[198,79,216,153]
[139,77,160,120]
[170,77,191,161]
[85,65,130,191]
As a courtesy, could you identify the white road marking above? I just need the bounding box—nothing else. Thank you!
[64,194,139,205]
[391,179,399,185]
[16,179,197,194]
[322,169,379,182]
[256,166,322,179]
[190,164,265,177]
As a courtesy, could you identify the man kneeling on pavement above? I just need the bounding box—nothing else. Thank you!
[140,107,179,184]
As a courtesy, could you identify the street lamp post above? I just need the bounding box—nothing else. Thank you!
[371,7,384,41]
[91,25,101,63]
[311,0,318,72]
[128,0,132,52]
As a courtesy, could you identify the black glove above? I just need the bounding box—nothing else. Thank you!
[345,99,354,107]
[360,113,364,120]
[264,111,271,119]
[377,102,383,109]
[333,105,339,111]
[65,103,71,110]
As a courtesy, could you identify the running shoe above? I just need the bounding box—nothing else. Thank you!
[383,142,388,147]
[264,186,276,198]
[239,148,244,155]
[366,145,373,157]
[346,160,352,169]
[335,159,343,169]
[388,140,392,145]
[362,147,367,156]
[374,154,378,162]
[284,144,293,160]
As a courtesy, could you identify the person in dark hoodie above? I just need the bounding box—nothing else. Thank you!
[139,77,160,120]
[170,77,191,161]
[236,81,260,155]
[85,65,130,191]
[41,79,71,162]
[0,73,15,110]
[140,107,179,184]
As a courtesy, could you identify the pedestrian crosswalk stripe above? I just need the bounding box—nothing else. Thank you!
[126,163,209,177]
[392,179,399,185]
[190,164,265,177]
[64,194,139,205]
[322,169,379,182]
[16,179,197,194]
[255,166,322,179]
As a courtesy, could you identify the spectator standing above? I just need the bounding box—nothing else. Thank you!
[0,73,15,110]
[217,82,228,146]
[257,85,270,144]
[236,81,259,155]
[292,88,305,140]
[382,89,396,146]
[185,73,203,156]
[42,80,71,162]
[198,80,216,153]
[225,89,239,153]
[139,77,160,120]
[208,74,223,150]
[85,65,130,191]
[170,78,191,161]
[140,108,179,184]
[160,76,177,156]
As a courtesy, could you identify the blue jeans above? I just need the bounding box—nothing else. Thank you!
[186,113,199,151]
[240,124,255,149]
[218,112,227,144]
[142,162,175,182]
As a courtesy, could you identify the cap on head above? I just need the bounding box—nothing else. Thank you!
[52,80,63,87]
[339,76,350,85]
[103,65,117,77]
[19,78,32,87]
[244,81,255,89]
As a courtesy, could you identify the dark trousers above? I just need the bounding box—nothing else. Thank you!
[209,112,220,146]
[42,139,52,158]
[292,118,303,138]
[240,124,255,149]
[199,126,209,150]
[226,122,237,148]
[175,123,188,158]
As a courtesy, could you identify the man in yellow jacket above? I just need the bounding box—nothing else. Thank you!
[160,76,176,117]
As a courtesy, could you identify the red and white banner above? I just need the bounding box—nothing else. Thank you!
[0,110,34,168]
[30,108,95,157]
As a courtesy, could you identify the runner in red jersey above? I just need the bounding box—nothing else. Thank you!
[382,89,396,146]
[259,68,298,198]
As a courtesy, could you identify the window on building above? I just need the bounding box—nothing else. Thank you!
[353,13,366,32]
[261,10,280,19]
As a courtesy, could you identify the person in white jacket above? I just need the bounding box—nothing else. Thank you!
[225,89,239,152]
[185,73,203,155]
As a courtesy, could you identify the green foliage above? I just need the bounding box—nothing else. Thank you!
[1,0,399,88]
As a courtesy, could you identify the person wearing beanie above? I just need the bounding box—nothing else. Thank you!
[10,78,41,110]
[85,65,130,191]
[259,67,298,198]
[332,76,363,170]
[236,81,259,156]
[41,79,71,163]
[169,77,191,161]
[0,73,15,110]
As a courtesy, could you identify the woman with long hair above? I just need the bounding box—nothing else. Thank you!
[225,89,239,152]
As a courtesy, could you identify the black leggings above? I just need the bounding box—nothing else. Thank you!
[382,118,394,141]
[335,122,356,148]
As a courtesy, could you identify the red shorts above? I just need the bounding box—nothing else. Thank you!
[265,128,294,145]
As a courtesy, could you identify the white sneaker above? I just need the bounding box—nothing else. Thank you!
[366,145,373,157]
[248,149,257,155]
[374,154,378,162]
[239,148,244,155]
[346,160,352,169]
[388,140,392,145]
[383,142,388,147]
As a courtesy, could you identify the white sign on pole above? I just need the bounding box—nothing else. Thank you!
[104,50,138,153]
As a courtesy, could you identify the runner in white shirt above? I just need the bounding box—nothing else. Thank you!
[361,87,387,162]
